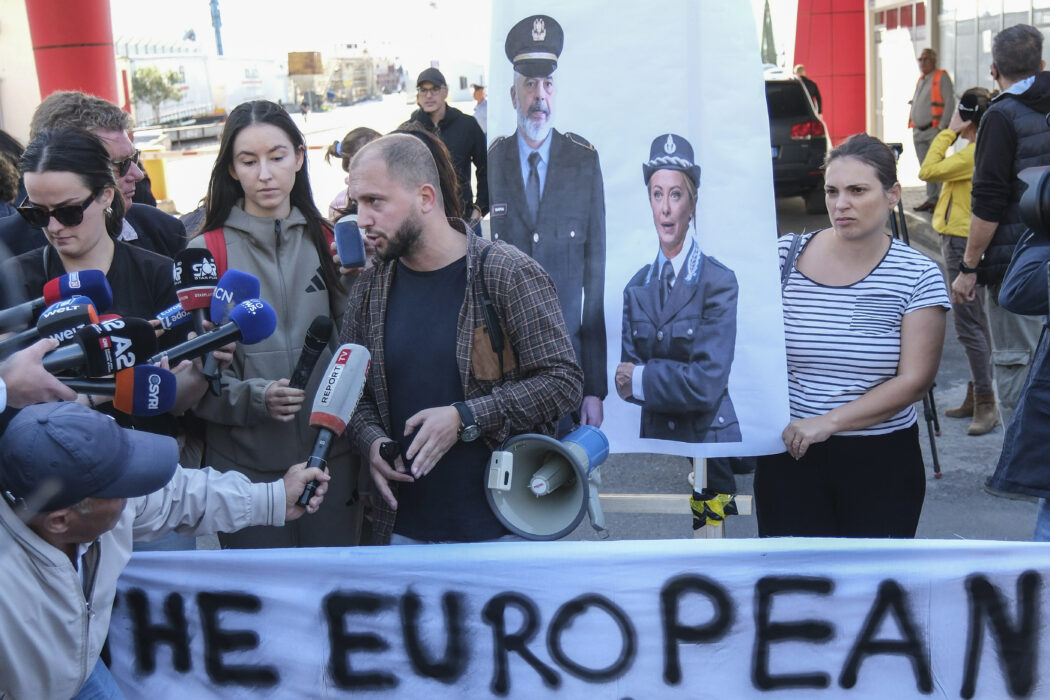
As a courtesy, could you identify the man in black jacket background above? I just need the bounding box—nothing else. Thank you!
[408,68,488,229]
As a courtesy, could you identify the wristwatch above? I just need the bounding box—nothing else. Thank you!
[959,261,979,274]
[452,402,481,442]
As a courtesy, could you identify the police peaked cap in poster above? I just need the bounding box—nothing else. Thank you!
[505,15,564,77]
[642,133,702,188]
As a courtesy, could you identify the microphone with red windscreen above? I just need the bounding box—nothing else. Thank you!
[59,365,177,416]
[173,249,218,335]
[296,343,371,507]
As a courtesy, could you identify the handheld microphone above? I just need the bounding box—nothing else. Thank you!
[0,270,112,331]
[288,316,334,390]
[59,365,177,416]
[201,270,261,395]
[0,296,97,359]
[147,298,276,366]
[174,249,218,335]
[43,317,158,377]
[297,343,371,507]
[156,302,192,331]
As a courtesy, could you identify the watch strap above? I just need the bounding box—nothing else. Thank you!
[452,401,476,434]
[959,260,979,274]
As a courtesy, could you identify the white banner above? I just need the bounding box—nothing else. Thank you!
[109,539,1050,699]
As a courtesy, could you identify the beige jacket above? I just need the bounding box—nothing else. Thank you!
[0,467,283,700]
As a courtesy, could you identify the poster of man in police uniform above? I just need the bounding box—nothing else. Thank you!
[487,1,787,460]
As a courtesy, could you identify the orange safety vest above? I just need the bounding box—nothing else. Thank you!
[909,69,947,128]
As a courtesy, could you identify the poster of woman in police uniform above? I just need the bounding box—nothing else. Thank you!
[488,1,787,459]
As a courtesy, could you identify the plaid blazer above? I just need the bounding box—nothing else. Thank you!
[340,226,583,542]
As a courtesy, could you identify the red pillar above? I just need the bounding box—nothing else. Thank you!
[25,0,118,103]
[794,0,866,145]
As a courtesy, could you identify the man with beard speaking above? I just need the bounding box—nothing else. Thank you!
[487,14,608,432]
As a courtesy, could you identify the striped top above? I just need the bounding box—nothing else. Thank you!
[778,232,950,435]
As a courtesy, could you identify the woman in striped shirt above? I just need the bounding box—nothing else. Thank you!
[755,134,950,537]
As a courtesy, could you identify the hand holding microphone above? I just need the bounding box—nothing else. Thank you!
[0,338,76,408]
[296,343,371,507]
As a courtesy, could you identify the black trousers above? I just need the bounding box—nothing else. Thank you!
[754,424,925,538]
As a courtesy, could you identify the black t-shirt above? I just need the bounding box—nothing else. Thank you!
[385,256,506,542]
[8,240,188,436]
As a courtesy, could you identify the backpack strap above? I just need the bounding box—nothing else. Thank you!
[203,228,227,279]
[475,243,506,378]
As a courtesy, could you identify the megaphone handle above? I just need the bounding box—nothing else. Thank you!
[296,454,328,507]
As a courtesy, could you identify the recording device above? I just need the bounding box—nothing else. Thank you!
[59,365,177,416]
[1018,166,1050,237]
[334,214,367,268]
[0,296,98,359]
[173,249,219,335]
[486,426,609,540]
[296,343,371,507]
[289,316,335,390]
[0,269,111,332]
[147,298,276,366]
[43,317,158,377]
[200,270,261,395]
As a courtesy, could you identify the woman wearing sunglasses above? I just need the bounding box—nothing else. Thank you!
[4,128,208,467]
[186,100,361,549]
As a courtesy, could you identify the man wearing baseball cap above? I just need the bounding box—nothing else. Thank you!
[408,67,488,229]
[487,14,608,432]
[0,401,330,700]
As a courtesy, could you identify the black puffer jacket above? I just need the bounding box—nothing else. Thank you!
[409,105,488,215]
[972,72,1050,286]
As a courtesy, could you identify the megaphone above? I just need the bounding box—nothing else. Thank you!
[485,425,609,540]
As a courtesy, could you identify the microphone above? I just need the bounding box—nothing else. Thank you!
[296,343,371,507]
[288,316,334,390]
[201,270,261,395]
[156,302,192,331]
[0,296,98,359]
[0,269,112,331]
[43,317,158,377]
[147,298,276,366]
[59,365,177,416]
[174,249,218,335]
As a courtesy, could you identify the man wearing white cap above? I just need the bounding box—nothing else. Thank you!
[0,401,330,700]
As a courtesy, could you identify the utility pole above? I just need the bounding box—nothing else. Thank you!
[210,0,223,56]
[761,0,777,66]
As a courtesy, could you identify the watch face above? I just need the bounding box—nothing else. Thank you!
[461,424,482,442]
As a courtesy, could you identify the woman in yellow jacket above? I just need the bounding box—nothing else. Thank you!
[918,87,997,435]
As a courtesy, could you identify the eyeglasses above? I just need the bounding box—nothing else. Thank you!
[417,86,444,96]
[110,150,141,178]
[17,191,99,228]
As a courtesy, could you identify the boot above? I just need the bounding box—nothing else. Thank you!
[945,382,974,418]
[968,392,1000,435]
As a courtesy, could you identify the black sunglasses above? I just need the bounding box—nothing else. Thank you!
[17,191,100,228]
[111,150,141,178]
